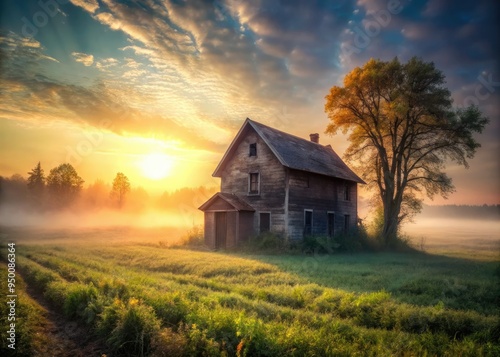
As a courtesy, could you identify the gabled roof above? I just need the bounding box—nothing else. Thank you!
[198,192,255,212]
[213,118,365,184]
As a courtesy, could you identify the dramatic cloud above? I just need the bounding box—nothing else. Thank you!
[69,0,99,14]
[0,0,498,201]
[0,32,227,151]
[72,51,94,66]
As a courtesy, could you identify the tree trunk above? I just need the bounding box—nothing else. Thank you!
[382,214,398,247]
[381,197,401,248]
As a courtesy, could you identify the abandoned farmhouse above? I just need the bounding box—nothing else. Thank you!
[199,118,365,249]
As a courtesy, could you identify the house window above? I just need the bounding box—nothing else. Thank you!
[249,143,257,157]
[344,215,350,232]
[249,173,259,194]
[304,210,313,236]
[327,212,335,237]
[260,212,271,233]
[344,184,350,201]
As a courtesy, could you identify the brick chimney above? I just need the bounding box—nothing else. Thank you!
[309,133,319,143]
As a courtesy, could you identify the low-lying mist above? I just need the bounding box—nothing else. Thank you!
[0,205,200,246]
[399,205,500,259]
[0,174,214,244]
[0,205,201,229]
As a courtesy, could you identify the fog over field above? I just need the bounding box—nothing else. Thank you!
[1,202,498,259]
[0,205,199,229]
[403,217,500,257]
[397,205,500,259]
[0,205,196,246]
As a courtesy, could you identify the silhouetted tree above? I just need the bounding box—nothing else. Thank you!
[325,57,489,247]
[46,163,84,208]
[84,179,110,209]
[110,172,130,208]
[0,174,28,206]
[27,162,45,208]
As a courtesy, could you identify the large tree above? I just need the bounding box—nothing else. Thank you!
[27,162,45,207]
[110,172,131,208]
[325,57,488,247]
[46,163,84,207]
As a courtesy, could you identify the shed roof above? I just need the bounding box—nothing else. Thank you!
[213,118,365,184]
[198,192,255,212]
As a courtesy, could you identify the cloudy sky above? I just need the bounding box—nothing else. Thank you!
[0,0,498,203]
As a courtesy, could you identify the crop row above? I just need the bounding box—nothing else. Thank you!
[16,245,500,356]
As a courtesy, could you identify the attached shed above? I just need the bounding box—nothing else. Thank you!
[198,192,255,249]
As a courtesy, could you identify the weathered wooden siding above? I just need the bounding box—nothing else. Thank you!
[287,169,358,241]
[238,211,254,243]
[226,211,237,248]
[204,210,240,249]
[204,211,215,248]
[220,128,287,235]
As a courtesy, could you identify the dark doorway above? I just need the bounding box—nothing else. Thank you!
[304,210,313,236]
[260,213,270,233]
[215,212,227,249]
[327,213,335,237]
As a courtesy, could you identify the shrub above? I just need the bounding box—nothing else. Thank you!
[244,231,287,253]
[96,298,125,336]
[107,299,161,357]
[182,225,205,246]
[183,323,220,356]
[147,292,189,327]
[63,283,99,320]
[335,223,375,252]
[392,233,418,252]
[234,315,273,357]
[301,235,338,254]
[301,230,370,254]
[98,278,130,300]
[150,327,188,357]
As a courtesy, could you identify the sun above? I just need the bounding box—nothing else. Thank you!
[139,153,174,180]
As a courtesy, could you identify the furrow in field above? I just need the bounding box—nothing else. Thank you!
[16,245,500,343]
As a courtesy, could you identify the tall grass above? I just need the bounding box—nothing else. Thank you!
[12,243,499,356]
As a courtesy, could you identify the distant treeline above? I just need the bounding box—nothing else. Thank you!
[0,162,217,214]
[419,204,500,220]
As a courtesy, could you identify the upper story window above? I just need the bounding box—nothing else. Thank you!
[249,143,257,157]
[249,172,259,194]
[344,183,350,201]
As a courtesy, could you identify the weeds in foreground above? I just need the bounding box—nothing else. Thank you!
[162,225,207,249]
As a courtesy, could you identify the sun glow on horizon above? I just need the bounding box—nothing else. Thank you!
[139,152,174,180]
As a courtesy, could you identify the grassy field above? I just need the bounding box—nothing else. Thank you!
[1,226,499,356]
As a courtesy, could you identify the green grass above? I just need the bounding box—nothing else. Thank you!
[0,265,55,357]
[2,237,498,356]
[248,252,500,315]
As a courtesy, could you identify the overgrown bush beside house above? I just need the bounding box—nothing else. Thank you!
[241,231,287,253]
